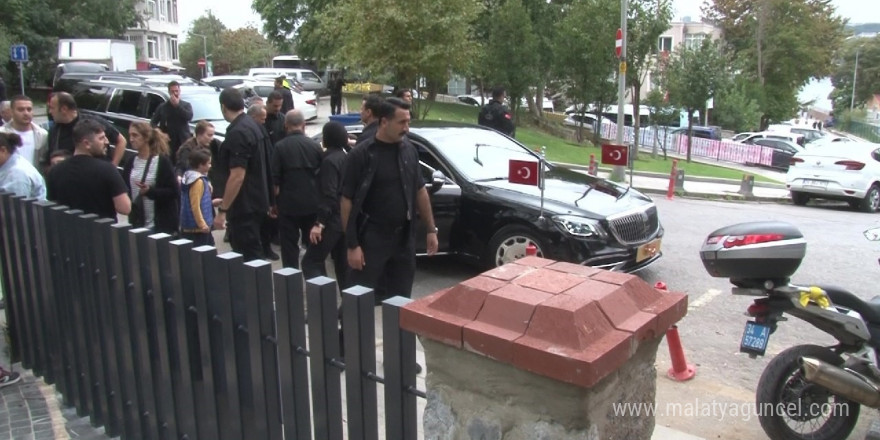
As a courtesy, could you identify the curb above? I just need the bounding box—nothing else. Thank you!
[556,162,786,189]
[636,186,792,204]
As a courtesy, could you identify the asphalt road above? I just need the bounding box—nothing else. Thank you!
[409,195,880,439]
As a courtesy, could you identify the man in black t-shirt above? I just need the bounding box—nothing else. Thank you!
[340,97,438,302]
[47,119,131,221]
[213,87,272,262]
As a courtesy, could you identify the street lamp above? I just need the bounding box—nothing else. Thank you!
[850,46,860,112]
[191,33,208,78]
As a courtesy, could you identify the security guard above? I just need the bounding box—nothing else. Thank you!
[477,86,515,137]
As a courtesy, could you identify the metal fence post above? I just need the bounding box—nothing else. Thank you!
[307,276,344,440]
[273,268,311,440]
[342,285,378,440]
[189,245,221,440]
[4,196,33,369]
[30,200,60,386]
[143,233,179,437]
[62,209,93,418]
[209,252,244,440]
[383,296,418,440]
[46,205,76,406]
[124,228,161,439]
[108,223,144,440]
[235,260,273,440]
[252,262,283,440]
[88,217,125,437]
[163,239,200,439]
[17,198,45,374]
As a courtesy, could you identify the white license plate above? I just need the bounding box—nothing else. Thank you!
[803,179,828,188]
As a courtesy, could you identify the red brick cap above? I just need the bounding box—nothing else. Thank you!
[400,257,688,387]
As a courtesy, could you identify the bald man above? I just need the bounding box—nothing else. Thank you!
[271,109,323,268]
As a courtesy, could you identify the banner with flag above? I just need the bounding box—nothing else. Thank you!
[508,160,539,186]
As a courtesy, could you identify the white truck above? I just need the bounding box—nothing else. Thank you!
[57,39,137,72]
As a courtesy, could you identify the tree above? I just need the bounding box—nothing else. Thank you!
[315,0,478,103]
[213,27,276,76]
[2,0,141,85]
[252,0,337,61]
[705,0,847,127]
[713,80,763,133]
[178,13,227,78]
[626,0,673,159]
[553,0,618,144]
[645,87,677,159]
[665,40,728,162]
[829,36,880,114]
[484,0,540,124]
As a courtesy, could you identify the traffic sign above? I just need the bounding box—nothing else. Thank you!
[615,29,622,58]
[197,58,206,67]
[10,44,28,63]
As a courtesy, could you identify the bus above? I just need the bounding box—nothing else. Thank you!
[272,55,318,71]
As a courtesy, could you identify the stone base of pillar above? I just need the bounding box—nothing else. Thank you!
[422,337,663,440]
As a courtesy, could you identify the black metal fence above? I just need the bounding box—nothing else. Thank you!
[0,192,425,440]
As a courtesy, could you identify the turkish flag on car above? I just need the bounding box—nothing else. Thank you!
[601,144,629,166]
[509,160,539,186]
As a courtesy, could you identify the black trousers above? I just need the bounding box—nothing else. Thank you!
[261,215,279,253]
[330,94,342,115]
[279,213,317,269]
[301,221,348,289]
[348,225,415,303]
[229,211,266,262]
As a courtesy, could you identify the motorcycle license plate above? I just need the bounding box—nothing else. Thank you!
[740,321,770,356]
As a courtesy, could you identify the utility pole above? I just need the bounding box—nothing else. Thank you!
[611,0,628,182]
[850,47,860,112]
[192,33,208,78]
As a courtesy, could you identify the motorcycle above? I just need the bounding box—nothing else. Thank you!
[700,221,880,440]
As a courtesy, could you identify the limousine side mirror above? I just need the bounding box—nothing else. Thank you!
[429,170,446,194]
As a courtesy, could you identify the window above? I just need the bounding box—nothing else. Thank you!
[146,0,157,18]
[109,90,143,116]
[168,38,178,60]
[300,71,321,82]
[658,37,672,52]
[171,0,178,23]
[146,93,165,117]
[685,33,706,50]
[147,36,158,59]
[73,86,109,111]
[159,0,167,21]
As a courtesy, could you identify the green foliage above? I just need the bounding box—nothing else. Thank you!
[1,0,141,85]
[315,0,478,94]
[252,0,335,60]
[705,0,847,123]
[829,36,880,114]
[484,0,539,117]
[714,81,762,132]
[178,14,227,78]
[213,27,276,76]
[664,40,729,161]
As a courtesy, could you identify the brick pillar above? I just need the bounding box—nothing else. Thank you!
[400,257,688,440]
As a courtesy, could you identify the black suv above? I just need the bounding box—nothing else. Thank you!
[671,125,722,140]
[64,79,229,144]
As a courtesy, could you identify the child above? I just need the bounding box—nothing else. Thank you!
[179,149,219,246]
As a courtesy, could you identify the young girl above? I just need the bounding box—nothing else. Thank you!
[180,149,219,246]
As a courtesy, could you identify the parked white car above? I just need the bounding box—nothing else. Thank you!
[234,81,318,121]
[786,142,880,212]
[736,131,806,147]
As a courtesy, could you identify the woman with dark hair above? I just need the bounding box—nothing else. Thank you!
[0,132,46,200]
[175,120,220,178]
[122,121,179,234]
[301,121,350,287]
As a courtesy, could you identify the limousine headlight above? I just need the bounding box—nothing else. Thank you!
[552,215,608,239]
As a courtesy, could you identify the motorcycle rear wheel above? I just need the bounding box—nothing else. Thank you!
[757,344,860,440]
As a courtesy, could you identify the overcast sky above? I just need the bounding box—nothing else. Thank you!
[178,0,877,42]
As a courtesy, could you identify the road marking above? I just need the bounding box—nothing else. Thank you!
[689,289,722,311]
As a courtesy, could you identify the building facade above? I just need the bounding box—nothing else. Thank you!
[641,17,723,101]
[124,0,182,70]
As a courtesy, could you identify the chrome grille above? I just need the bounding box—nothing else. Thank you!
[607,205,659,245]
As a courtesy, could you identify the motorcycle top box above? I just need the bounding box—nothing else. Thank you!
[700,221,806,284]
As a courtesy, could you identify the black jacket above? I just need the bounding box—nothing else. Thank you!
[478,99,515,136]
[271,131,323,216]
[122,154,180,234]
[356,121,379,145]
[215,113,272,218]
[264,112,285,145]
[150,100,194,158]
[315,147,346,228]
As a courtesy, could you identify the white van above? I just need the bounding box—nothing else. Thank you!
[247,68,327,95]
[738,131,806,147]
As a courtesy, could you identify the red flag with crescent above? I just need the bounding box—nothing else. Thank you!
[601,144,629,166]
[508,160,539,186]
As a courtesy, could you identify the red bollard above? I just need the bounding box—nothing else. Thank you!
[666,160,678,200]
[655,281,696,381]
[588,154,598,176]
[526,243,538,256]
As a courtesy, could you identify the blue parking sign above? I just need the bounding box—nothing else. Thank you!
[10,45,28,62]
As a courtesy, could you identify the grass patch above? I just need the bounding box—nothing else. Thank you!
[343,94,781,184]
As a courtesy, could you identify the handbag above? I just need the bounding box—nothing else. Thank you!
[128,155,154,227]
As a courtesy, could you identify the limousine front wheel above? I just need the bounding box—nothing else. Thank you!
[487,225,546,267]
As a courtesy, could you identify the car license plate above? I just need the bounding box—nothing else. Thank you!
[803,179,828,188]
[740,321,770,356]
[636,238,662,263]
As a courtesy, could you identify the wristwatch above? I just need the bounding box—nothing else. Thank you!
[428,226,438,234]
[315,222,325,230]
[218,206,229,214]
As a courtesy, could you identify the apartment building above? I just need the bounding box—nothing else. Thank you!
[124,0,182,71]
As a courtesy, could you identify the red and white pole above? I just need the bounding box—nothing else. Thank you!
[666,159,678,200]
